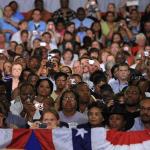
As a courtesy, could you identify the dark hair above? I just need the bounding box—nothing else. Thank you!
[20,82,34,93]
[88,101,104,111]
[32,8,41,15]
[19,68,33,82]
[59,89,79,111]
[54,72,68,81]
[35,78,53,95]
[62,48,74,60]
[111,64,119,78]
[20,30,29,36]
[118,62,129,70]
[100,84,113,93]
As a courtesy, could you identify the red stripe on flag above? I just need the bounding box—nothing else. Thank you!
[7,129,32,149]
[34,129,55,150]
[107,129,150,145]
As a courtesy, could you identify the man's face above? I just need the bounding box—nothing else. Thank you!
[32,10,41,22]
[20,85,35,103]
[60,0,69,9]
[77,9,86,21]
[140,99,150,124]
[77,83,91,103]
[125,86,140,106]
[118,66,129,81]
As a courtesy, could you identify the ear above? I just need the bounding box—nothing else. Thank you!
[57,120,60,126]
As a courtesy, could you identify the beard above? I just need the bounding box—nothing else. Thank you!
[125,100,139,107]
[141,115,150,124]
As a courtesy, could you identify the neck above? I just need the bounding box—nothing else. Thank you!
[55,89,63,95]
[63,110,76,117]
[0,43,5,48]
[144,123,150,129]
[64,60,71,64]
[119,79,128,84]
[13,77,19,81]
[126,105,138,113]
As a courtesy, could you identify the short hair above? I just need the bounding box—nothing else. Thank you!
[20,82,34,93]
[62,48,74,60]
[118,62,129,70]
[54,72,68,81]
[20,30,28,36]
[100,84,113,93]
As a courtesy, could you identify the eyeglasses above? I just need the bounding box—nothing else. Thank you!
[63,97,75,102]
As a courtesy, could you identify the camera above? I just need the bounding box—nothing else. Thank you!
[46,53,55,68]
[40,42,46,47]
[88,59,95,65]
[34,102,44,111]
[70,78,76,85]
[39,123,47,128]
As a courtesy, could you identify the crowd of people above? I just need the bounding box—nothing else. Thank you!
[0,0,150,131]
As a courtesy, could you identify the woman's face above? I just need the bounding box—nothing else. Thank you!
[62,92,77,112]
[42,112,59,129]
[110,43,120,56]
[15,45,23,55]
[33,39,40,49]
[4,6,13,18]
[88,107,103,127]
[106,12,115,22]
[113,34,121,43]
[91,41,100,49]
[37,80,51,97]
[12,64,22,78]
[109,114,126,131]
[28,75,39,87]
[92,22,101,32]
[63,51,73,61]
[86,30,94,39]
[67,24,75,33]
[3,62,12,75]
[107,4,115,12]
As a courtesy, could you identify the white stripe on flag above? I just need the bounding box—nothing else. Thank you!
[52,128,73,150]
[91,128,113,150]
[91,128,150,150]
[0,129,13,148]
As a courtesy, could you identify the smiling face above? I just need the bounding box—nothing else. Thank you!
[11,64,22,78]
[37,80,52,97]
[42,112,59,129]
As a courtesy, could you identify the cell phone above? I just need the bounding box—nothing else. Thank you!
[70,78,76,85]
[40,42,47,47]
[144,51,149,57]
[89,59,95,65]
[39,123,47,128]
[0,49,4,53]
